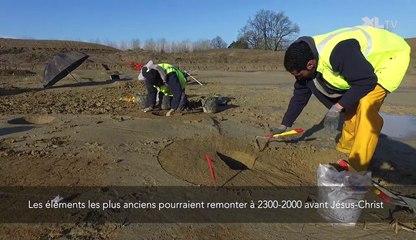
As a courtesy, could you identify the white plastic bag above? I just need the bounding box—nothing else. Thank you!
[317,164,372,225]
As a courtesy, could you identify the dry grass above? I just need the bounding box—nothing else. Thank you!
[0,37,414,74]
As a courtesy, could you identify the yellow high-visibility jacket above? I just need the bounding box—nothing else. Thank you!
[313,26,410,92]
[153,63,186,96]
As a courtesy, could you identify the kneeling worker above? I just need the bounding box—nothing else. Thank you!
[139,60,187,116]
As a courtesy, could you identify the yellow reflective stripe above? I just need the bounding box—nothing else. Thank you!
[153,85,173,96]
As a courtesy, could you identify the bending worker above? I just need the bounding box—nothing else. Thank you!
[273,26,410,171]
[139,60,187,116]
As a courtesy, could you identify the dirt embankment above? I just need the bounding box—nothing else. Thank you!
[1,37,415,74]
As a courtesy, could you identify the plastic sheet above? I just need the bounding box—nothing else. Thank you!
[317,164,372,225]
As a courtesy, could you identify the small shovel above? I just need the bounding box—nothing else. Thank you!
[255,128,304,151]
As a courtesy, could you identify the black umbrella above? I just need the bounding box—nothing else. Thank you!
[43,52,89,88]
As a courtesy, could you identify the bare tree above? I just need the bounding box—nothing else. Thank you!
[119,40,130,50]
[92,38,101,44]
[104,40,118,49]
[210,36,227,49]
[171,40,193,53]
[239,10,299,51]
[171,41,182,53]
[193,39,211,51]
[143,38,156,51]
[239,25,262,49]
[270,12,300,50]
[163,42,173,53]
[131,39,141,50]
[156,38,168,53]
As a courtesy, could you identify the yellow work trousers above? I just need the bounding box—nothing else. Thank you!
[336,84,387,171]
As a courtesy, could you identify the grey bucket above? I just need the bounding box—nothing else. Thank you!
[161,96,171,110]
[136,95,147,109]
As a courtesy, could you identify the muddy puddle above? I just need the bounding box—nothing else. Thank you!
[380,112,416,139]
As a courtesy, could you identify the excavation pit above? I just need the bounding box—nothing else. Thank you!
[158,136,260,186]
[216,151,256,170]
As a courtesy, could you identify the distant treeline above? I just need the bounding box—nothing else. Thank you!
[96,36,228,53]
[95,9,300,53]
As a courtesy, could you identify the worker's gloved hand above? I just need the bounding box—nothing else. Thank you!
[143,106,154,112]
[271,125,287,135]
[166,109,175,117]
[324,105,341,133]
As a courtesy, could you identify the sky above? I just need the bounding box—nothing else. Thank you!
[1,0,415,46]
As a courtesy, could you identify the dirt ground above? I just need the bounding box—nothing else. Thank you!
[1,65,416,239]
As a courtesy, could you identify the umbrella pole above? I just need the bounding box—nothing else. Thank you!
[67,70,80,83]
